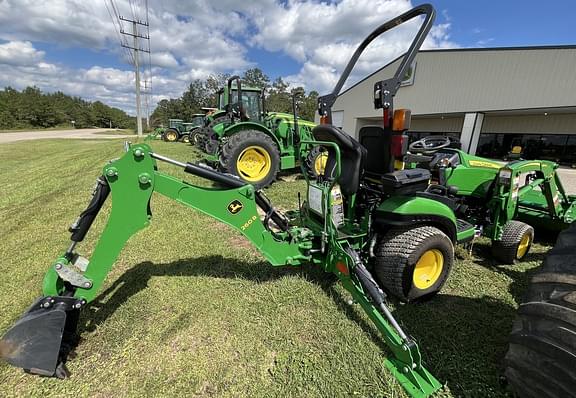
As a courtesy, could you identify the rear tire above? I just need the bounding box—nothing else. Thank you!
[163,128,179,142]
[304,146,328,179]
[373,226,454,302]
[220,130,280,189]
[504,223,576,398]
[492,221,534,264]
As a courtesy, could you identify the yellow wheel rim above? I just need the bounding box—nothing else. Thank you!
[314,152,328,175]
[516,233,531,259]
[236,146,271,182]
[166,131,177,142]
[413,249,444,290]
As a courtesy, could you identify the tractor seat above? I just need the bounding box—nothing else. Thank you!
[312,124,366,196]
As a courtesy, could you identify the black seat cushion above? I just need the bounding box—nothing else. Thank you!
[312,124,366,196]
[358,125,393,176]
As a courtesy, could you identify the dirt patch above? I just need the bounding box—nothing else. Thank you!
[228,236,258,255]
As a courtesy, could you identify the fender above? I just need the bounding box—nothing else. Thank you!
[223,122,283,149]
[374,195,458,241]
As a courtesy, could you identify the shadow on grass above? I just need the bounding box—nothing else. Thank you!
[470,240,545,304]
[79,255,332,334]
[69,255,519,396]
[323,285,516,397]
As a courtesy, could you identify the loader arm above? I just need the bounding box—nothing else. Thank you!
[487,160,574,239]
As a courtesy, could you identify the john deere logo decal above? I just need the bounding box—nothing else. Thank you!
[228,200,244,214]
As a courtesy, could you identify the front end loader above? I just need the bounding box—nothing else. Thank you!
[1,5,447,398]
[404,135,576,263]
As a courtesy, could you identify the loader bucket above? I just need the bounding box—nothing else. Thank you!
[1,297,79,378]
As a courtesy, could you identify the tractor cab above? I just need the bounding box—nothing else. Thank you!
[218,77,263,122]
[189,114,205,127]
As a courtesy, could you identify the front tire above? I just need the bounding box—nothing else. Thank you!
[373,226,454,302]
[492,220,534,264]
[189,128,200,145]
[180,134,190,143]
[220,130,280,188]
[163,128,179,142]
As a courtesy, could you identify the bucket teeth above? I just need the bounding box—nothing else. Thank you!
[1,296,81,377]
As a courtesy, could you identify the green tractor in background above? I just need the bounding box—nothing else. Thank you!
[195,76,319,188]
[192,80,267,153]
[162,116,205,143]
[400,134,576,263]
[2,5,575,398]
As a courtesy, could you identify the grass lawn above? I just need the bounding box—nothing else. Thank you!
[92,129,136,135]
[0,139,551,397]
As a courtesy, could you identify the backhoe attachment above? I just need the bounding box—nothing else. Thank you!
[1,142,440,397]
[0,143,310,378]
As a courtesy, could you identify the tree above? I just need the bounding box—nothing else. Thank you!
[300,90,319,121]
[266,77,292,114]
[242,68,270,89]
[0,86,133,130]
[148,69,322,127]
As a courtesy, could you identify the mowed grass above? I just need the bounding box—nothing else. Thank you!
[0,139,551,397]
[92,129,136,135]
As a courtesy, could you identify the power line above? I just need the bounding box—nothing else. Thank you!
[119,15,149,137]
[144,0,153,126]
[105,0,153,132]
[104,0,135,65]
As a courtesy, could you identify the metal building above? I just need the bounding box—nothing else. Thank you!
[328,46,576,165]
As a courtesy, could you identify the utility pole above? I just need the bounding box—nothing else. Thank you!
[143,80,151,128]
[119,16,150,137]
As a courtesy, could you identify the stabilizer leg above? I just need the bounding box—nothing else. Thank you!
[337,247,442,398]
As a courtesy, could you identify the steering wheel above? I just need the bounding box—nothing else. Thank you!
[409,136,451,154]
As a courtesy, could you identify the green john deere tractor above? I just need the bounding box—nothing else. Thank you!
[162,116,205,143]
[401,134,576,263]
[3,5,575,398]
[195,76,318,188]
[1,6,448,397]
[192,81,266,153]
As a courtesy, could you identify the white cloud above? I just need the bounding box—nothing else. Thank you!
[149,52,179,69]
[0,40,45,66]
[248,0,458,93]
[0,0,460,114]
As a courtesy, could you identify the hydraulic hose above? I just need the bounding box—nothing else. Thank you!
[69,176,110,242]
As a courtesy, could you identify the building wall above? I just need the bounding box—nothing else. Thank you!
[482,113,576,134]
[411,116,464,133]
[332,48,576,137]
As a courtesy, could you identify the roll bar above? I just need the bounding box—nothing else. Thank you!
[317,3,435,123]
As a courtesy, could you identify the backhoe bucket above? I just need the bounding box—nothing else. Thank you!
[1,297,79,378]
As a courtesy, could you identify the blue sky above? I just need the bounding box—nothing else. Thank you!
[0,1,574,114]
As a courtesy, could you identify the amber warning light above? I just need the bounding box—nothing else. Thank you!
[392,109,411,132]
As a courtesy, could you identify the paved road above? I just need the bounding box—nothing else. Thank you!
[0,128,136,144]
[558,168,576,194]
